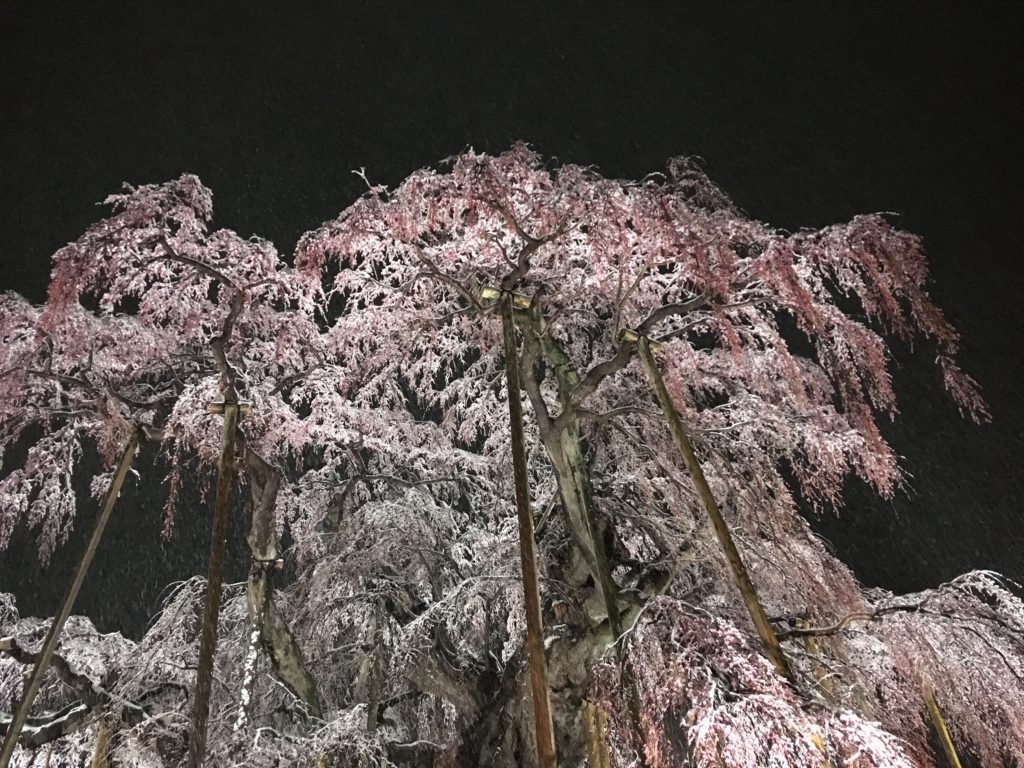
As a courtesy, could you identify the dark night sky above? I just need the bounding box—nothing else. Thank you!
[1,2,1021,636]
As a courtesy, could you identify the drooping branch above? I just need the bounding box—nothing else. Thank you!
[0,636,155,747]
[774,603,928,640]
[153,236,236,288]
[636,292,710,335]
[0,703,89,750]
[409,244,483,312]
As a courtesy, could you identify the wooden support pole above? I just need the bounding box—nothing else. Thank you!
[582,701,611,768]
[922,681,963,768]
[187,400,241,768]
[633,336,795,684]
[88,723,110,768]
[0,431,139,768]
[500,293,558,768]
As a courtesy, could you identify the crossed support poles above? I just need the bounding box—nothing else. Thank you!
[0,390,314,768]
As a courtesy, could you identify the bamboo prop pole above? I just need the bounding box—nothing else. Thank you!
[922,681,963,768]
[582,701,611,768]
[0,430,140,768]
[187,398,242,768]
[632,335,795,684]
[500,293,558,768]
[88,724,110,768]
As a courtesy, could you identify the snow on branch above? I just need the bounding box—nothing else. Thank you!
[590,598,919,768]
[0,147,1009,766]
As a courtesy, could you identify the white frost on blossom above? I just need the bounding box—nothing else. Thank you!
[0,149,1015,767]
[589,599,920,767]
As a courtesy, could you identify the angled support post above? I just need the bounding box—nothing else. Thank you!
[922,681,963,768]
[0,429,140,768]
[628,331,795,685]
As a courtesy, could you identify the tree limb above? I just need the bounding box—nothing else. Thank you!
[774,603,928,639]
[0,635,157,747]
[152,237,235,287]
[637,292,710,335]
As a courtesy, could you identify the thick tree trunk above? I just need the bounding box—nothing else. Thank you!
[520,308,624,640]
[516,307,653,766]
[243,450,323,721]
[354,599,384,733]
[635,337,795,684]
[0,430,139,768]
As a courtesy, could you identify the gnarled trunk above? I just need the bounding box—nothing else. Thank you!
[519,308,625,640]
[243,449,323,721]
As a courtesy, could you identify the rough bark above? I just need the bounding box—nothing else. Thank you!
[243,449,324,721]
[514,303,651,766]
[519,307,623,640]
[354,601,383,732]
[259,598,323,720]
[456,648,531,768]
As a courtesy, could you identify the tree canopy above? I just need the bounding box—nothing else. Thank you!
[0,147,1020,767]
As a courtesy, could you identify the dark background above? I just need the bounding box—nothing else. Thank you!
[1,2,1021,638]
